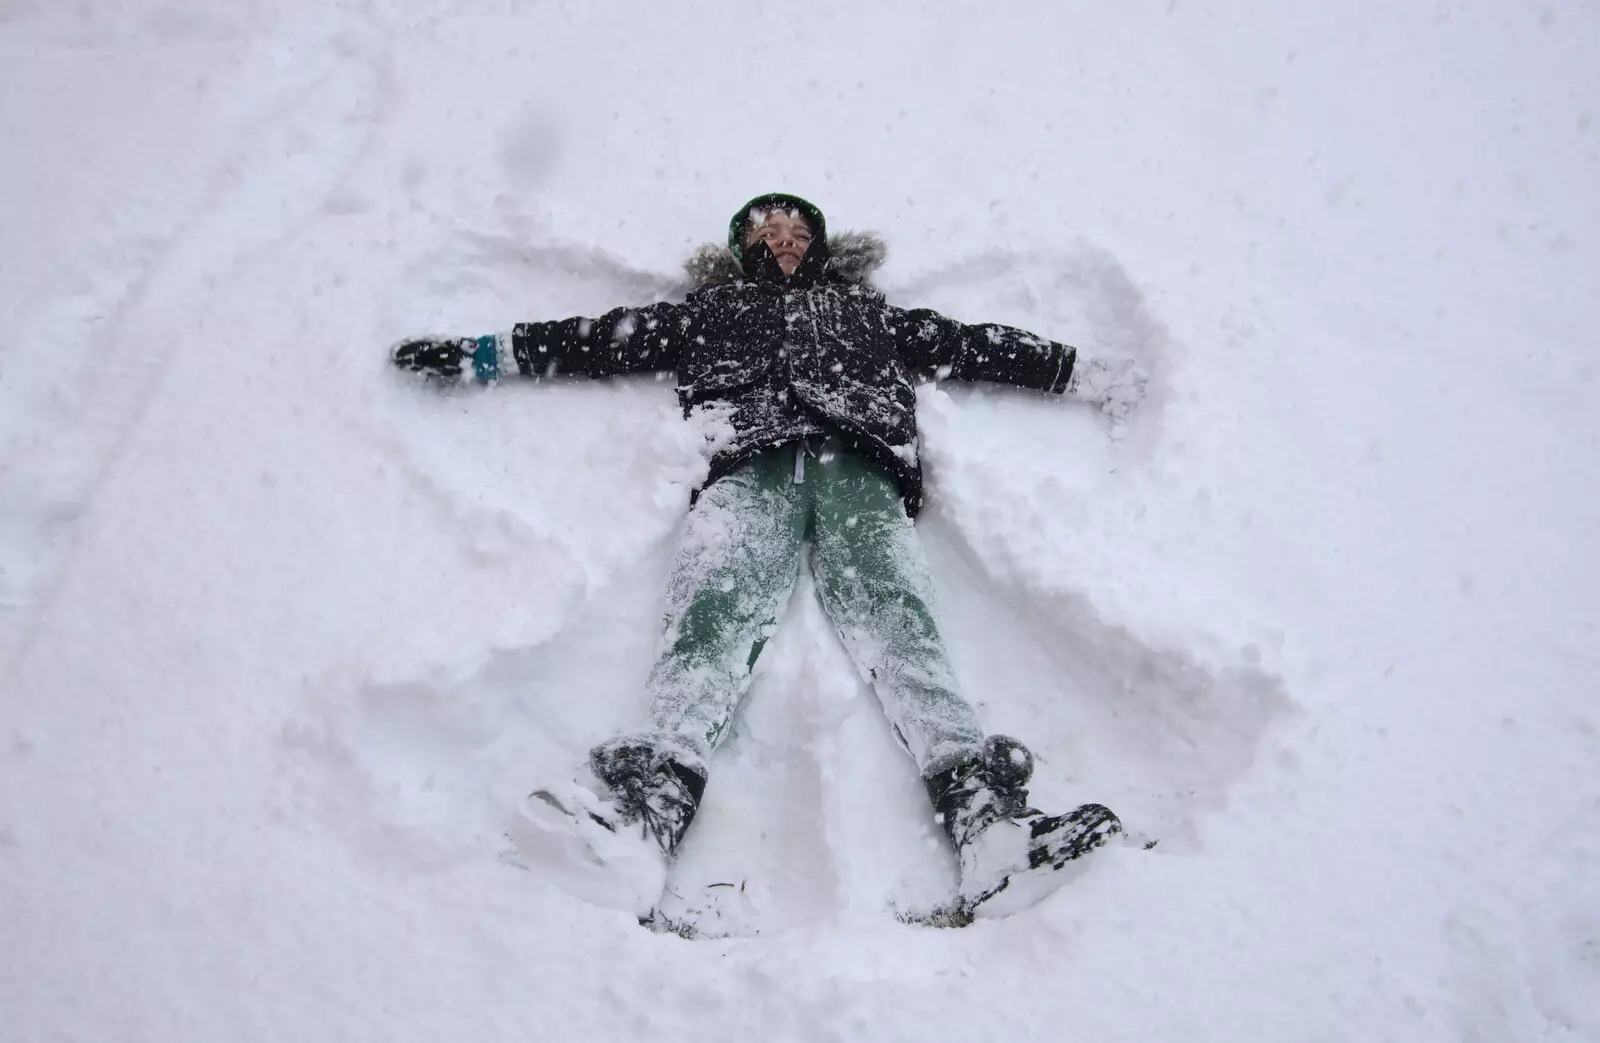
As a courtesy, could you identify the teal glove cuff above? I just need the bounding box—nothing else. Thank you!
[473,334,500,382]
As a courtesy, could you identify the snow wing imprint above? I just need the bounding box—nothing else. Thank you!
[280,547,672,871]
[388,228,682,336]
[920,514,1297,846]
[899,239,1282,837]
[889,238,1167,449]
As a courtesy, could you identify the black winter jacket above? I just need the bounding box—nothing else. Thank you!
[492,237,1078,517]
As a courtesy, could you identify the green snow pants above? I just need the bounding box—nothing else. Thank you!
[624,435,984,779]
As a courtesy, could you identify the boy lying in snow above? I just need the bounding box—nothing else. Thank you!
[392,193,1146,918]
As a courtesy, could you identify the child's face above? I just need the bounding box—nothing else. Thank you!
[745,209,813,276]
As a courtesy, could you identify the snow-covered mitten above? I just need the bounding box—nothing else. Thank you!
[390,334,503,383]
[925,735,1122,918]
[391,336,470,380]
[1067,354,1149,419]
[508,739,706,916]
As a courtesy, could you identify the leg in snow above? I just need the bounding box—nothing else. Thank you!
[809,444,1123,917]
[636,444,810,770]
[511,445,809,913]
[807,443,985,775]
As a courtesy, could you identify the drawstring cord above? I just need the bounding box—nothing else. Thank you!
[794,436,827,484]
[792,435,836,485]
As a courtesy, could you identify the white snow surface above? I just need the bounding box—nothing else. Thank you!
[4,1,1599,1040]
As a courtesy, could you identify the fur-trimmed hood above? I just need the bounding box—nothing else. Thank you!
[682,230,888,290]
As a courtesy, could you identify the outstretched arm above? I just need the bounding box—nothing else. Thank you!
[391,301,691,383]
[887,306,1146,418]
[888,306,1076,394]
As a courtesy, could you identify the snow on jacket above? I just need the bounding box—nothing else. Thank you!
[482,208,1078,517]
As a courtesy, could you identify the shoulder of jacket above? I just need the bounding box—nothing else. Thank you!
[836,282,886,301]
[687,282,754,303]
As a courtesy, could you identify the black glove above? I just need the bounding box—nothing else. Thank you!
[391,337,472,381]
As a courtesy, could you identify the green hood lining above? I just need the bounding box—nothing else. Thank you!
[727,193,828,262]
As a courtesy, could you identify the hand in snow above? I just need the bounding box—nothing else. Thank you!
[391,337,471,382]
[1067,355,1148,419]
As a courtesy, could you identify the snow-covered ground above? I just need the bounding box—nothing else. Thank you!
[4,1,1598,1039]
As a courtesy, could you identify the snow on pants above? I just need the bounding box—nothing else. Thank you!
[623,435,985,779]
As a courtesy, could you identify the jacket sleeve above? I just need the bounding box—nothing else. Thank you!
[503,301,692,380]
[887,305,1076,394]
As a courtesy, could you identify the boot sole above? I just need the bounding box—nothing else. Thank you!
[971,803,1123,919]
[508,787,666,916]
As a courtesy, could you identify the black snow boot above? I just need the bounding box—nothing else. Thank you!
[924,735,1122,915]
[589,739,708,857]
[509,740,706,917]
